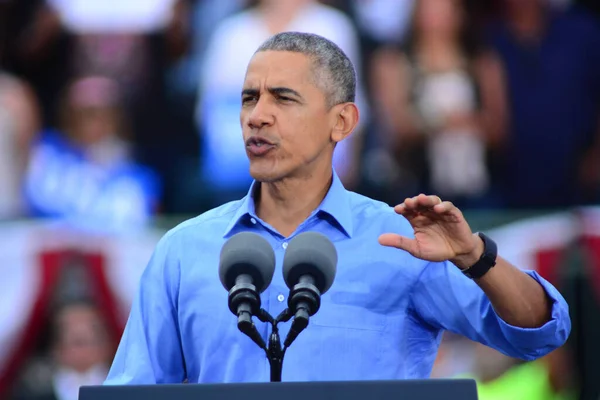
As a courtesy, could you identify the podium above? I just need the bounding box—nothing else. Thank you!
[80,379,479,400]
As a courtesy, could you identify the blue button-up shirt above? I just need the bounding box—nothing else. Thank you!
[105,172,570,384]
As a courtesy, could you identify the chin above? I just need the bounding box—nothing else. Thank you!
[249,169,279,183]
[249,164,285,183]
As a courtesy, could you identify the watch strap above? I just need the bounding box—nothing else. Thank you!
[462,232,497,279]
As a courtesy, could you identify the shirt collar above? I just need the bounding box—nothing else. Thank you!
[223,170,353,238]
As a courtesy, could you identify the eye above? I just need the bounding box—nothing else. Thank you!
[278,96,294,103]
[242,95,258,105]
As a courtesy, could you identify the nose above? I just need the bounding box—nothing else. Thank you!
[247,97,274,129]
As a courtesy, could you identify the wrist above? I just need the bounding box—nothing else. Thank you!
[451,233,485,270]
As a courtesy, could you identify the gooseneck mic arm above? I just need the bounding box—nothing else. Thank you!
[258,308,294,382]
[267,316,284,382]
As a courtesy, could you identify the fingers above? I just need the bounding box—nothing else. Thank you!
[432,200,456,213]
[415,193,443,208]
[394,194,448,214]
[378,233,419,254]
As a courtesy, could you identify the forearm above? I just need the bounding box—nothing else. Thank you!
[451,234,552,328]
[476,258,552,328]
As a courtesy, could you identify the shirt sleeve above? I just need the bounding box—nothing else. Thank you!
[409,261,571,361]
[104,233,186,384]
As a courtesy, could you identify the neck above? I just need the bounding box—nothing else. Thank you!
[255,164,333,238]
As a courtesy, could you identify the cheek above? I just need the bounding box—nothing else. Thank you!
[280,126,329,163]
[271,106,333,165]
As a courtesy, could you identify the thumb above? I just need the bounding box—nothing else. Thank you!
[378,233,419,254]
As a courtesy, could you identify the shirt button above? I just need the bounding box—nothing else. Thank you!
[250,218,257,224]
[277,294,285,302]
[282,242,288,249]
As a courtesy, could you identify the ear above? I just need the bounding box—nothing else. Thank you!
[331,103,359,144]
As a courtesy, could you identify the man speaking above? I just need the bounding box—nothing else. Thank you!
[104,32,570,384]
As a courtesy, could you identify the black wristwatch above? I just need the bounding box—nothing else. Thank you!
[461,232,497,279]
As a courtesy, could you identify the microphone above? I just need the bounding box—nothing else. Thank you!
[282,232,337,347]
[219,232,276,349]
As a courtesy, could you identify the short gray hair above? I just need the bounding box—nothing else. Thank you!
[255,32,356,107]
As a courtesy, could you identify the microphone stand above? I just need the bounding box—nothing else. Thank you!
[254,308,294,382]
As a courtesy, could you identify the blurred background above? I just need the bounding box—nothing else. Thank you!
[0,0,599,399]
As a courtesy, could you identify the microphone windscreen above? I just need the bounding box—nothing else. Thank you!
[282,231,337,294]
[219,232,276,293]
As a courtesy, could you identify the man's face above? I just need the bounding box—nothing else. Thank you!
[240,51,337,182]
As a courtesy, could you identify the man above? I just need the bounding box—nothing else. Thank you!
[105,32,570,384]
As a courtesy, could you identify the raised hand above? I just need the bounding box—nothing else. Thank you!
[378,194,483,269]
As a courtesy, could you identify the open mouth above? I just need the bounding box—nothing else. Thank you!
[246,137,274,147]
[246,136,276,156]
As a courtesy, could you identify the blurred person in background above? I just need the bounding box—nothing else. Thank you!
[13,300,113,400]
[486,0,600,209]
[323,0,416,77]
[0,70,40,220]
[370,0,508,208]
[23,76,161,234]
[8,0,189,211]
[166,0,248,101]
[0,0,69,128]
[164,0,248,213]
[191,0,369,211]
[0,0,41,220]
[11,0,188,120]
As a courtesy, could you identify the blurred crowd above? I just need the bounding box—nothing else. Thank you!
[1,0,600,399]
[0,0,599,234]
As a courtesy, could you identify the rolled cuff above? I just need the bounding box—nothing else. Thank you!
[496,270,571,360]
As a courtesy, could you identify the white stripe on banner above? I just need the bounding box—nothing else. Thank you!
[581,206,600,237]
[103,229,163,324]
[486,211,576,271]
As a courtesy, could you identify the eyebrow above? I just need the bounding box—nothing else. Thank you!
[241,87,304,100]
[242,88,259,97]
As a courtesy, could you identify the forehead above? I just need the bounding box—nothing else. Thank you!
[243,51,314,88]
